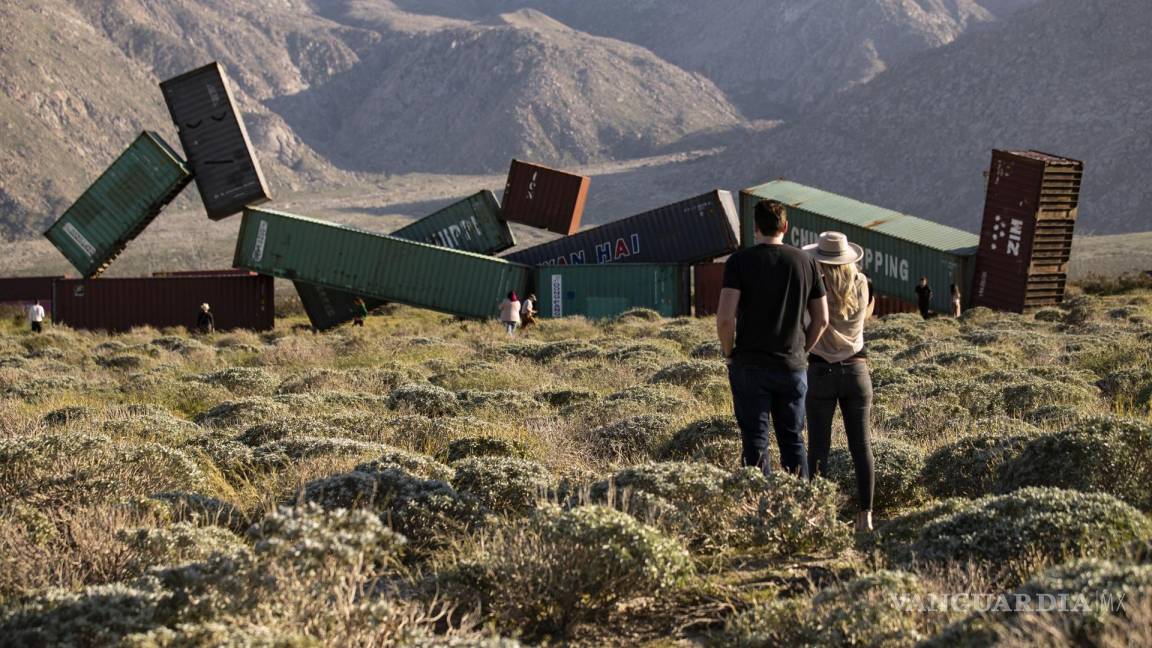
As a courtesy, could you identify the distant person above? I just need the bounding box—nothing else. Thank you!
[915,277,933,319]
[950,283,962,317]
[716,199,828,477]
[196,303,215,334]
[498,291,521,336]
[28,300,45,333]
[352,297,368,327]
[802,232,875,533]
[521,293,538,329]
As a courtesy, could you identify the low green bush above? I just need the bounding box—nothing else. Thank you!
[451,457,552,515]
[387,383,459,417]
[587,414,676,461]
[117,523,245,570]
[922,432,1038,499]
[189,368,278,396]
[192,398,290,428]
[648,360,726,387]
[442,436,528,464]
[659,414,741,468]
[824,437,926,513]
[356,447,455,482]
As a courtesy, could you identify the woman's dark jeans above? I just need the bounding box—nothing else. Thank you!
[727,364,809,477]
[806,361,874,511]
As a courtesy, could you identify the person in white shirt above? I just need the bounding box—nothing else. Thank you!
[520,293,538,329]
[28,301,46,333]
[498,291,521,336]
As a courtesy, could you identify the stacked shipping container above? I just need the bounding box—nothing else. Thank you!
[971,150,1084,312]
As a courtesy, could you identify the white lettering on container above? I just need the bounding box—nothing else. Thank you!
[790,224,909,281]
[551,274,563,318]
[252,220,267,263]
[990,214,1025,257]
[62,223,98,260]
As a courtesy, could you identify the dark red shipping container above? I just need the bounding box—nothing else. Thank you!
[972,150,1083,312]
[52,274,274,332]
[872,294,919,318]
[693,263,725,317]
[501,159,589,235]
[0,276,64,316]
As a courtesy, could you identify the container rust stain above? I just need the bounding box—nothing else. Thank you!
[501,160,589,235]
[972,150,1083,312]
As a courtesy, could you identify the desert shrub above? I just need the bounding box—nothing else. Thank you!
[530,339,602,363]
[442,436,528,464]
[1034,306,1065,322]
[824,437,926,513]
[909,488,1152,571]
[604,383,689,410]
[1097,367,1152,410]
[183,434,256,478]
[994,417,1152,510]
[234,416,345,446]
[4,375,87,402]
[648,360,725,387]
[100,413,203,445]
[117,523,245,569]
[450,457,552,515]
[387,383,459,417]
[1000,379,1100,418]
[253,437,386,469]
[273,391,391,414]
[690,340,723,359]
[923,349,997,369]
[42,405,95,426]
[881,398,973,442]
[1061,294,1103,326]
[445,505,692,637]
[356,448,455,482]
[870,498,971,564]
[923,432,1038,499]
[0,580,173,646]
[586,414,676,462]
[533,388,597,408]
[659,414,741,468]
[384,415,497,457]
[119,622,308,647]
[192,398,290,428]
[150,492,247,530]
[100,353,154,371]
[300,467,477,547]
[189,368,278,396]
[455,389,537,414]
[603,341,681,366]
[613,307,663,322]
[276,367,414,395]
[249,503,407,569]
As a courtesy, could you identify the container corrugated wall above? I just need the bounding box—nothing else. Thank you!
[693,263,725,317]
[43,132,192,278]
[504,191,740,266]
[52,274,274,332]
[501,160,590,235]
[740,181,978,315]
[160,62,270,220]
[972,150,1083,312]
[293,191,517,330]
[237,207,530,320]
[0,276,65,316]
[536,264,690,319]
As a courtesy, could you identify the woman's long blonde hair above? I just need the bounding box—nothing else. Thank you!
[822,263,861,320]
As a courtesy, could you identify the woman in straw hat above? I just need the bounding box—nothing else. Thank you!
[803,232,875,532]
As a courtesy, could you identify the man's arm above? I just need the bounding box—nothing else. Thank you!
[805,296,829,353]
[716,287,740,360]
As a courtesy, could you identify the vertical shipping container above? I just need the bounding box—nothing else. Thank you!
[236,207,530,320]
[292,190,516,330]
[160,62,271,220]
[536,264,690,319]
[971,150,1084,312]
[504,191,740,266]
[43,132,192,278]
[740,180,979,315]
[693,262,725,317]
[501,160,590,235]
[52,273,274,332]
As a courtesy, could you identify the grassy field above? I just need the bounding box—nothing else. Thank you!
[1,284,1151,646]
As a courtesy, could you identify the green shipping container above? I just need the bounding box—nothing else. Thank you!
[44,132,192,277]
[293,190,515,330]
[740,180,979,314]
[237,207,530,320]
[536,264,690,319]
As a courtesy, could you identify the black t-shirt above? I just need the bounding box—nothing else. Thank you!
[723,244,826,371]
[915,284,932,306]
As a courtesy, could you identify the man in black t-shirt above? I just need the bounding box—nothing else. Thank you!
[915,277,932,319]
[716,200,829,477]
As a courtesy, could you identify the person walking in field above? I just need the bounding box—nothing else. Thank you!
[352,297,368,327]
[803,232,876,532]
[520,293,538,329]
[915,276,932,319]
[498,291,521,336]
[950,283,962,317]
[196,303,215,334]
[28,300,45,333]
[716,199,829,477]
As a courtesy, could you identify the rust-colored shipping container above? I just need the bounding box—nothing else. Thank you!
[0,276,65,315]
[693,263,725,317]
[501,159,589,235]
[972,150,1083,312]
[52,273,274,332]
[872,294,919,318]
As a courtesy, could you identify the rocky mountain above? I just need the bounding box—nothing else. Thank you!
[713,0,1151,234]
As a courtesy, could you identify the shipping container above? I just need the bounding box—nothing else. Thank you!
[236,207,530,321]
[160,62,271,220]
[0,276,65,316]
[43,132,192,278]
[740,180,979,315]
[535,264,690,319]
[693,262,725,317]
[293,190,515,331]
[873,294,919,318]
[152,269,257,277]
[504,191,740,267]
[52,273,274,332]
[501,160,590,235]
[971,150,1084,312]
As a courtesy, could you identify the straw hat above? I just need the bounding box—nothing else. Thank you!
[802,231,864,265]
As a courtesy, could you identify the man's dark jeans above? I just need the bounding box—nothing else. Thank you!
[727,363,808,477]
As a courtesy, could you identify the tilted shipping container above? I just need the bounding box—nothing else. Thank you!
[693,263,725,317]
[740,180,979,315]
[504,191,740,266]
[237,207,530,320]
[536,264,690,319]
[52,273,274,332]
[972,150,1084,312]
[293,190,516,330]
[160,62,270,220]
[43,132,192,278]
[501,160,590,235]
